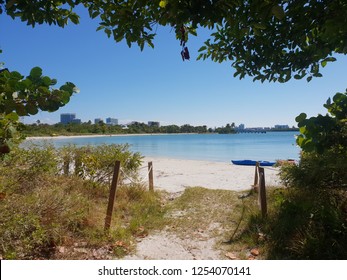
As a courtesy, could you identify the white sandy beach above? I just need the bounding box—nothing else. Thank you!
[138,157,281,193]
[26,135,282,192]
[25,133,184,140]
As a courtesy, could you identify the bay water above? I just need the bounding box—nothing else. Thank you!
[28,132,300,163]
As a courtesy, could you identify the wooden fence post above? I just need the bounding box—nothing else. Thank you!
[258,167,267,218]
[74,153,81,176]
[148,161,154,192]
[104,160,121,232]
[63,158,70,176]
[253,161,260,191]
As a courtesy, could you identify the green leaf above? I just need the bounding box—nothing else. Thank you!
[5,112,19,121]
[271,5,285,20]
[189,29,197,36]
[321,60,327,67]
[333,93,344,102]
[26,103,39,115]
[10,71,23,80]
[294,74,301,80]
[30,67,42,78]
[60,91,71,104]
[253,28,261,36]
[91,11,100,19]
[15,103,27,116]
[159,1,168,8]
[147,41,154,48]
[105,29,111,38]
[198,46,207,52]
[299,126,307,134]
[196,53,204,60]
[325,57,337,62]
[22,78,32,88]
[295,113,307,123]
[69,14,79,24]
[295,135,303,146]
[60,82,75,94]
[253,23,267,30]
[42,76,51,86]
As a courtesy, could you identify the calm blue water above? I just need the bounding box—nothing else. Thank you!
[27,132,300,162]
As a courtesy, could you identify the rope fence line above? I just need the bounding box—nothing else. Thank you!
[137,164,153,175]
[119,162,154,191]
[262,166,279,171]
[119,168,145,185]
[138,165,148,170]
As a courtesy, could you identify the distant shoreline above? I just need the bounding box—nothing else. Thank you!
[25,133,199,140]
[25,130,298,140]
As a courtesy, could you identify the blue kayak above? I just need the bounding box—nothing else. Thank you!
[231,160,276,166]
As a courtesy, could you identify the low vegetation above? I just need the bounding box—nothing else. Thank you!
[0,144,164,259]
[22,122,210,136]
[22,122,297,138]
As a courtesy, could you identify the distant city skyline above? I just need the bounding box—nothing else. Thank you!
[21,113,297,128]
[1,7,346,129]
[34,113,293,130]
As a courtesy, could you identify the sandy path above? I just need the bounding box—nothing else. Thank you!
[124,157,281,260]
[124,231,221,260]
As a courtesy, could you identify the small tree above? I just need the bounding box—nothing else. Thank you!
[296,89,347,155]
[280,90,347,189]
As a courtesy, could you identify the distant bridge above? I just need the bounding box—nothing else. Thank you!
[236,129,266,134]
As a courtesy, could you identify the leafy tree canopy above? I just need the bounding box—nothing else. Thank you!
[1,0,347,153]
[2,0,347,82]
[88,0,346,82]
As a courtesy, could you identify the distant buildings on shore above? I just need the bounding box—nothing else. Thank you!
[59,113,159,127]
[57,114,292,131]
[60,113,81,124]
[94,118,103,124]
[106,118,119,125]
[274,124,290,129]
[235,123,293,132]
[148,121,160,127]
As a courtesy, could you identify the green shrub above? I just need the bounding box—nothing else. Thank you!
[280,150,347,189]
[56,144,143,186]
[0,175,90,259]
[272,148,347,259]
[0,143,162,259]
[263,188,347,259]
[0,143,59,194]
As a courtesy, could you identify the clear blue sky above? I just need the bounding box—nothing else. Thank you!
[1,7,346,128]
